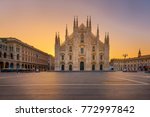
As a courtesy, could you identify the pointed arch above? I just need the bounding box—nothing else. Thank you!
[80,62,84,71]
[92,64,95,71]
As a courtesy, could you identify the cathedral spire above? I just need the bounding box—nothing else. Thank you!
[66,24,68,37]
[89,16,91,30]
[97,24,99,38]
[73,16,78,32]
[73,16,76,28]
[105,32,109,44]
[87,16,89,28]
[65,24,68,40]
[138,49,141,57]
[55,32,57,41]
[105,32,107,42]
[76,16,78,27]
[57,32,60,45]
[55,32,60,52]
[107,32,109,39]
[107,32,109,45]
[58,32,60,39]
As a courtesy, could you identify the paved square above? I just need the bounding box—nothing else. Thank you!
[0,72,150,100]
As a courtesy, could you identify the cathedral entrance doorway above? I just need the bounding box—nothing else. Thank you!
[92,64,95,71]
[61,65,65,71]
[80,62,84,71]
[69,65,72,71]
[100,64,103,71]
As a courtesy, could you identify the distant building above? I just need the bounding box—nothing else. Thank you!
[55,17,110,71]
[0,38,54,72]
[110,50,150,71]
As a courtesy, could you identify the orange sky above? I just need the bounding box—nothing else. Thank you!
[0,0,150,59]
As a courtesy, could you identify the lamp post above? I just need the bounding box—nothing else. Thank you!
[123,54,128,71]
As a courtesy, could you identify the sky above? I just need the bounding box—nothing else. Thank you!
[0,0,150,59]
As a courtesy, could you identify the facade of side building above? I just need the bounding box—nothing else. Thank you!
[55,17,110,71]
[110,50,150,71]
[0,38,54,72]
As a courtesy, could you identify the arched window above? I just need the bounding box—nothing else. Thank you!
[100,55,103,60]
[5,62,9,68]
[69,46,72,52]
[92,46,95,52]
[81,48,84,54]
[69,55,72,60]
[16,47,20,52]
[25,64,27,69]
[16,63,20,69]
[10,53,13,59]
[17,54,20,60]
[22,64,24,68]
[0,62,4,69]
[28,65,30,69]
[10,63,14,68]
[61,55,64,60]
[92,55,95,60]
[4,53,7,58]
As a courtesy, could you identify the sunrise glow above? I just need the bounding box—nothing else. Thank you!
[0,0,150,59]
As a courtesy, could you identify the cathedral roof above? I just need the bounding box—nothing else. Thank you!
[59,22,105,52]
[79,23,86,29]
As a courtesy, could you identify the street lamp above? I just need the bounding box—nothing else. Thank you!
[123,54,128,59]
[123,54,128,71]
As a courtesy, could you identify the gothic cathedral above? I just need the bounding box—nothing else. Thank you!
[55,17,110,71]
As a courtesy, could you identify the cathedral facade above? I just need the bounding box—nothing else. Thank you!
[55,17,110,71]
